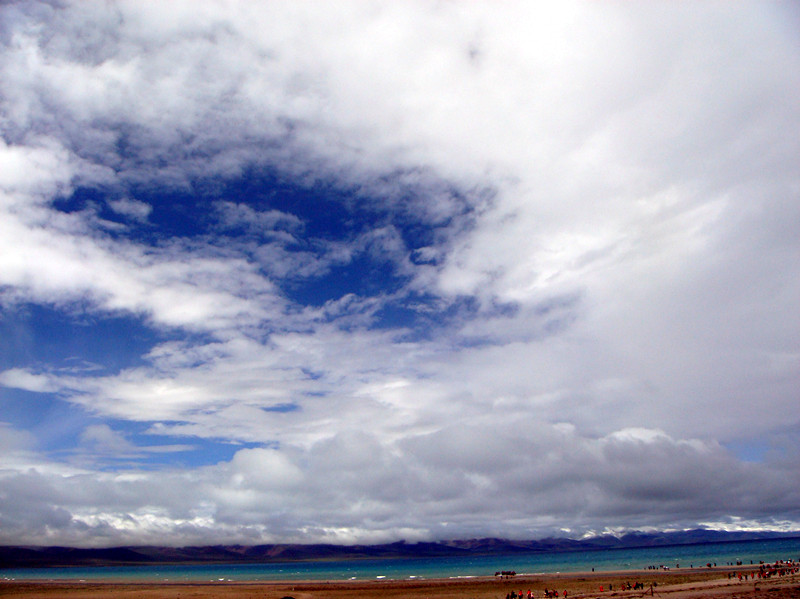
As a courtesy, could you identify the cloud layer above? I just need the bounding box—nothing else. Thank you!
[0,0,799,546]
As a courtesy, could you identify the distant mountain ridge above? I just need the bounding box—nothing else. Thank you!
[1,529,797,568]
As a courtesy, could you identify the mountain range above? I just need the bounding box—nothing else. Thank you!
[1,530,797,569]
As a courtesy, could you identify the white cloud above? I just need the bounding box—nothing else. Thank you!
[0,368,58,393]
[80,424,136,453]
[0,200,285,330]
[107,197,151,222]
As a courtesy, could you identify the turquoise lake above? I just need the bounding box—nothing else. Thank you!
[3,537,799,582]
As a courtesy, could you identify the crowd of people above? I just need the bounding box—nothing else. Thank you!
[728,560,799,582]
[505,583,652,599]
[501,557,799,599]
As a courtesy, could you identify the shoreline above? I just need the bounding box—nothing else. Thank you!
[2,566,798,599]
[0,565,789,582]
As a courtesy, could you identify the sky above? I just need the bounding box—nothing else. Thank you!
[0,1,799,548]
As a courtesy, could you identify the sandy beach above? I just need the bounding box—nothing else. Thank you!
[2,567,798,599]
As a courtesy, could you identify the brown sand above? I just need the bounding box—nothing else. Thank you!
[1,568,798,599]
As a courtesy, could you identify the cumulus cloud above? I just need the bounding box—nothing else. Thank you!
[0,0,798,546]
[1,426,798,547]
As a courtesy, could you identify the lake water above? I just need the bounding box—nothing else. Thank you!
[3,537,799,582]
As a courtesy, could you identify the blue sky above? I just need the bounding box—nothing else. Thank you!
[0,1,799,547]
